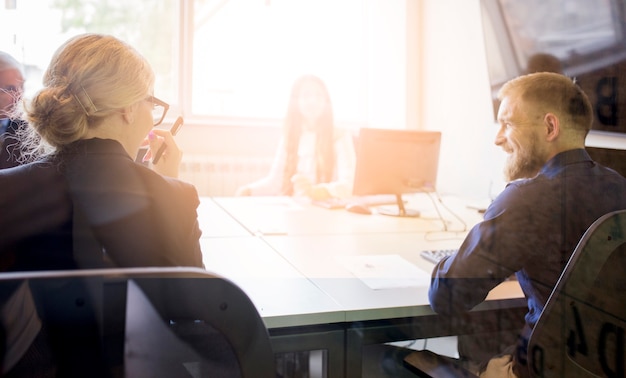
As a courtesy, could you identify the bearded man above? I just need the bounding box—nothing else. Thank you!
[427,72,626,377]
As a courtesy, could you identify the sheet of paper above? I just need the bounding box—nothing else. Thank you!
[337,254,431,290]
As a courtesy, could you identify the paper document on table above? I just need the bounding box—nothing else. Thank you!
[337,254,431,290]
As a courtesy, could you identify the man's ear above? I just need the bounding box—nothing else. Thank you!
[544,113,560,142]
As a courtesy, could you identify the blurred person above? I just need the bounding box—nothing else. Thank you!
[525,52,562,74]
[426,72,626,377]
[0,51,26,169]
[0,53,67,375]
[236,74,356,200]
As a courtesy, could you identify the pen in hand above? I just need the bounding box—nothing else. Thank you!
[152,116,184,164]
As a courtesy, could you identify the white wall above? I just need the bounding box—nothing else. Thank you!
[364,0,407,130]
[420,0,505,200]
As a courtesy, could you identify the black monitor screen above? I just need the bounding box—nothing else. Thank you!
[353,128,441,198]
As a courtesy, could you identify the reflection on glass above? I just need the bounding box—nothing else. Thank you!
[480,0,626,123]
[498,0,618,69]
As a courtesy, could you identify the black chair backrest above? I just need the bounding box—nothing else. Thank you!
[0,267,275,378]
[527,210,626,377]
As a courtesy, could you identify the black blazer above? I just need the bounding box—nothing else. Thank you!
[0,138,204,272]
[0,119,25,169]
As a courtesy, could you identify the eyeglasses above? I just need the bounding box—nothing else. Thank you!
[147,95,169,126]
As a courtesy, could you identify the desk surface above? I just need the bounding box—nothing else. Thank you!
[211,194,484,236]
[200,237,343,328]
[199,195,523,327]
[197,197,251,238]
[263,232,523,322]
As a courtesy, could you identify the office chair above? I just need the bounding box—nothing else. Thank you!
[0,267,276,377]
[402,209,626,377]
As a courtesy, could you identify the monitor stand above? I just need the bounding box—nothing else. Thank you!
[376,194,420,217]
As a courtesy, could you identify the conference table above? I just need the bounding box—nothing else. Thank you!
[197,194,525,377]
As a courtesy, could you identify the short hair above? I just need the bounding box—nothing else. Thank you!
[498,72,593,136]
[25,33,155,149]
[0,51,24,78]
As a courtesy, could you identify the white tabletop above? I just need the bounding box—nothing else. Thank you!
[263,232,523,322]
[197,197,251,238]
[198,195,523,327]
[211,194,484,236]
[200,237,343,328]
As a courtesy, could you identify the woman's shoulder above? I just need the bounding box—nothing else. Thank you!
[137,163,197,190]
[136,164,199,205]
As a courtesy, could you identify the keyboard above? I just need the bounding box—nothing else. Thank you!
[420,249,458,264]
[311,194,400,209]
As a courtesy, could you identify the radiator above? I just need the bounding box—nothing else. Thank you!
[178,155,273,197]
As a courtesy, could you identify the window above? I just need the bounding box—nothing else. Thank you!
[191,0,367,123]
[1,0,408,128]
[1,0,179,106]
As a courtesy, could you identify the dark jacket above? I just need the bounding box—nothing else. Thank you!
[0,138,204,271]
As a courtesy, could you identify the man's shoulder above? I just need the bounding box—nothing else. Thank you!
[6,118,26,133]
[494,179,537,208]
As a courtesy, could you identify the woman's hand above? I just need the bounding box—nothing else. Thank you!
[235,185,252,196]
[291,174,332,200]
[308,184,332,201]
[143,129,183,177]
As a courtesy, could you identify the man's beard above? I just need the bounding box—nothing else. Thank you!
[503,137,545,181]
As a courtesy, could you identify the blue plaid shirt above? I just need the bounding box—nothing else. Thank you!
[429,149,626,331]
[0,118,8,136]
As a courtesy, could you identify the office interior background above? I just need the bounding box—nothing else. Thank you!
[2,0,626,200]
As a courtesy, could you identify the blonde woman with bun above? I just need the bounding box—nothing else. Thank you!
[2,33,203,271]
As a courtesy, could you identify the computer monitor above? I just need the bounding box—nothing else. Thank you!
[352,128,442,217]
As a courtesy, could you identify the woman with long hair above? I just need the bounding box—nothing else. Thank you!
[237,75,355,200]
